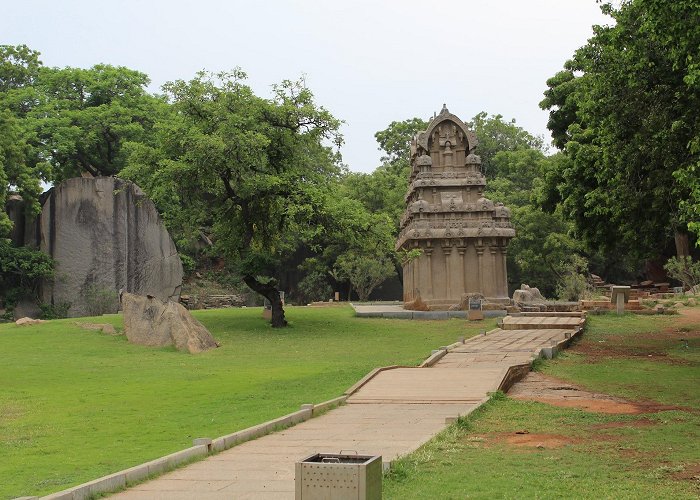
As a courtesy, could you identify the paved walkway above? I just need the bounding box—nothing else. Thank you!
[109,315,583,499]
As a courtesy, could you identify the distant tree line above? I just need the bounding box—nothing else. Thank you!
[2,0,699,325]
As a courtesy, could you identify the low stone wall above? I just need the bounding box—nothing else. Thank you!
[180,294,246,310]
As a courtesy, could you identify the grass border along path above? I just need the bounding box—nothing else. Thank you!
[382,311,700,499]
[0,305,492,499]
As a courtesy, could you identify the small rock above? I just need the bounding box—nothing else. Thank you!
[16,317,44,326]
[674,302,685,308]
[75,322,118,335]
[687,298,696,306]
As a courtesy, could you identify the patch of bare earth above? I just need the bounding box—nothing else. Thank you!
[509,372,688,414]
[467,432,583,450]
[565,309,700,364]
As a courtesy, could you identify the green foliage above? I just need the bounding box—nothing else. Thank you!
[555,255,593,301]
[540,0,700,253]
[466,112,545,179]
[29,64,167,181]
[39,302,71,320]
[0,240,54,296]
[178,253,196,275]
[334,252,395,301]
[121,70,343,324]
[663,256,700,291]
[296,257,333,303]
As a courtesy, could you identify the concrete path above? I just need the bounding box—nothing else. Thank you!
[109,315,583,499]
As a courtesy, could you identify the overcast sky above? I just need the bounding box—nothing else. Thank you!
[2,0,610,173]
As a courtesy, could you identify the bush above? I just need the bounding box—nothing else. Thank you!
[39,302,71,319]
[556,255,593,301]
[664,256,700,292]
[179,253,196,275]
[297,271,333,304]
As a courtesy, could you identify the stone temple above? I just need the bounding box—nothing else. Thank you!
[396,106,515,310]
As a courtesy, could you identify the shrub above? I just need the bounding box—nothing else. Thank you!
[39,302,71,319]
[664,256,700,292]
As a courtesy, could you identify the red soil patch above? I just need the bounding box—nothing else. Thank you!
[470,432,583,450]
[520,397,687,414]
[672,463,700,482]
[509,373,693,414]
[503,432,577,448]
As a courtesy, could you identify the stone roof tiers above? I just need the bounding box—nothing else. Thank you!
[397,106,515,306]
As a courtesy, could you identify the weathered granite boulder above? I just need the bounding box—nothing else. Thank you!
[448,293,486,311]
[404,291,430,311]
[16,317,44,326]
[38,177,183,317]
[513,284,546,305]
[122,292,219,353]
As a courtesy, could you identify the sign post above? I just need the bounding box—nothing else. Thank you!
[467,298,484,321]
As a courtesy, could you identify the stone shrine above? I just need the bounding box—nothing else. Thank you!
[396,106,515,309]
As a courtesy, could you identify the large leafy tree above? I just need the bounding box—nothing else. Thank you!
[31,64,167,181]
[540,0,700,257]
[0,45,46,236]
[122,71,343,327]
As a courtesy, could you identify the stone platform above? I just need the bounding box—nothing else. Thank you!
[350,302,507,319]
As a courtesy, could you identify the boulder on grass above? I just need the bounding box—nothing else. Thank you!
[513,284,546,305]
[404,291,430,311]
[449,293,485,311]
[122,292,219,353]
[16,317,44,326]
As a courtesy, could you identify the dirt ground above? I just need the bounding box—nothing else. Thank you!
[508,372,688,414]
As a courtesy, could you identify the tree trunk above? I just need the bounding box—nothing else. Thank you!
[243,275,287,328]
[675,230,690,258]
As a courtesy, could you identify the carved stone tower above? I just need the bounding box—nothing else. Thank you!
[396,106,515,309]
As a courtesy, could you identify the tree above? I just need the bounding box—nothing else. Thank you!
[31,64,167,181]
[466,112,544,179]
[0,45,46,236]
[122,70,343,327]
[334,252,395,302]
[540,0,700,257]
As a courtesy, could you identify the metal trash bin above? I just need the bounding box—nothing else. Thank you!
[295,452,382,500]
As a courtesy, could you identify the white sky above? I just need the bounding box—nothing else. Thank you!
[2,0,609,172]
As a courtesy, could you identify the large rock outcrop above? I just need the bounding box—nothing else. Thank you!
[38,177,183,317]
[512,284,546,305]
[122,292,219,353]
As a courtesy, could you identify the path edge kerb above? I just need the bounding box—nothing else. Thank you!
[40,402,331,500]
[38,356,446,498]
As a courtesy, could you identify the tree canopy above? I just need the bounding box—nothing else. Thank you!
[121,70,345,326]
[540,0,700,257]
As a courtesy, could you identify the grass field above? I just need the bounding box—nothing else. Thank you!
[383,310,700,499]
[0,305,492,499]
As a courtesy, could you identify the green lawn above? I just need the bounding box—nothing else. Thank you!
[384,312,700,499]
[0,305,492,499]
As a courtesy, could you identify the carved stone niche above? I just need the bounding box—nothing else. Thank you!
[396,106,515,310]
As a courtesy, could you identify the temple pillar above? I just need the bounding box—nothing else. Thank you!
[442,243,452,300]
[425,247,433,298]
[489,242,498,297]
[500,244,509,297]
[457,246,466,296]
[476,244,484,293]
